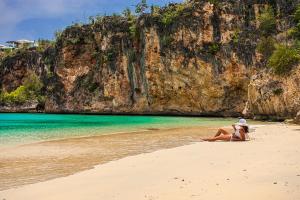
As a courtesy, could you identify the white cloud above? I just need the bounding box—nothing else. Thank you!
[1,0,90,20]
[0,0,183,42]
[0,0,96,42]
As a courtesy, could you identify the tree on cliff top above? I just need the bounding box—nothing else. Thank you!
[151,5,160,17]
[123,8,133,19]
[135,0,148,15]
[123,8,138,39]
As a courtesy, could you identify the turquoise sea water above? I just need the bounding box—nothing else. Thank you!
[0,113,237,146]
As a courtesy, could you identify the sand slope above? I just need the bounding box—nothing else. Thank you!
[1,124,300,200]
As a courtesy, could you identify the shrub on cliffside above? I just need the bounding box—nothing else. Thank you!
[208,0,220,5]
[1,86,27,104]
[295,4,300,22]
[258,6,276,36]
[36,39,55,52]
[268,45,300,75]
[123,8,138,39]
[23,73,44,98]
[0,92,4,102]
[289,4,300,39]
[160,4,186,26]
[257,36,276,58]
[0,73,44,105]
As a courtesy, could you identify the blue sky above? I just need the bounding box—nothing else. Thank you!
[0,0,183,44]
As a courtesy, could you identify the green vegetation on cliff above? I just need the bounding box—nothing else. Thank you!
[268,45,300,75]
[0,73,44,105]
[289,4,300,39]
[160,3,186,26]
[257,37,276,59]
[256,4,300,75]
[258,6,277,36]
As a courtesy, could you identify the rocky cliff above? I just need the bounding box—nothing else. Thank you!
[1,0,300,121]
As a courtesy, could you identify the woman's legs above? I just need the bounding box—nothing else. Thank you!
[202,128,232,142]
[203,134,232,142]
[214,128,231,137]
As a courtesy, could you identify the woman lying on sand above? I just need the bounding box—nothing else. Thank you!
[203,119,249,142]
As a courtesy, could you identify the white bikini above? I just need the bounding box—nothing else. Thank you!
[234,126,242,138]
[232,126,250,141]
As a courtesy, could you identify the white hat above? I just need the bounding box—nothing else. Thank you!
[235,118,248,127]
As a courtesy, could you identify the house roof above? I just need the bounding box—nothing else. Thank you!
[7,39,34,44]
[0,45,13,49]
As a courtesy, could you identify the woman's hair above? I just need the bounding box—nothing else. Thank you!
[241,125,249,133]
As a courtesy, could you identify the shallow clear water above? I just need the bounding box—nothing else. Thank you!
[0,114,245,190]
[0,113,237,146]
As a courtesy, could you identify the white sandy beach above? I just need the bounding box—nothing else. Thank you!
[1,124,300,200]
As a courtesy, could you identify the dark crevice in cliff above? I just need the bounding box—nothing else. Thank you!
[126,45,138,106]
[212,6,221,43]
[139,30,150,107]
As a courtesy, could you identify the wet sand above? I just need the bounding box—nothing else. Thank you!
[0,126,213,191]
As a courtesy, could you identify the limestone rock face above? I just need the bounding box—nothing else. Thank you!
[295,111,300,124]
[43,1,254,116]
[248,67,300,120]
[0,51,46,92]
[1,0,300,120]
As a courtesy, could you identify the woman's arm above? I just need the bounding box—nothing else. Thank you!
[232,125,236,130]
[239,129,246,141]
[231,129,246,141]
[231,136,242,141]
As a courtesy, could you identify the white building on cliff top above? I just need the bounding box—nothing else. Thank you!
[0,44,13,51]
[6,39,37,48]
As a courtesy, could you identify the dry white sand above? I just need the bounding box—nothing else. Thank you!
[1,124,300,200]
